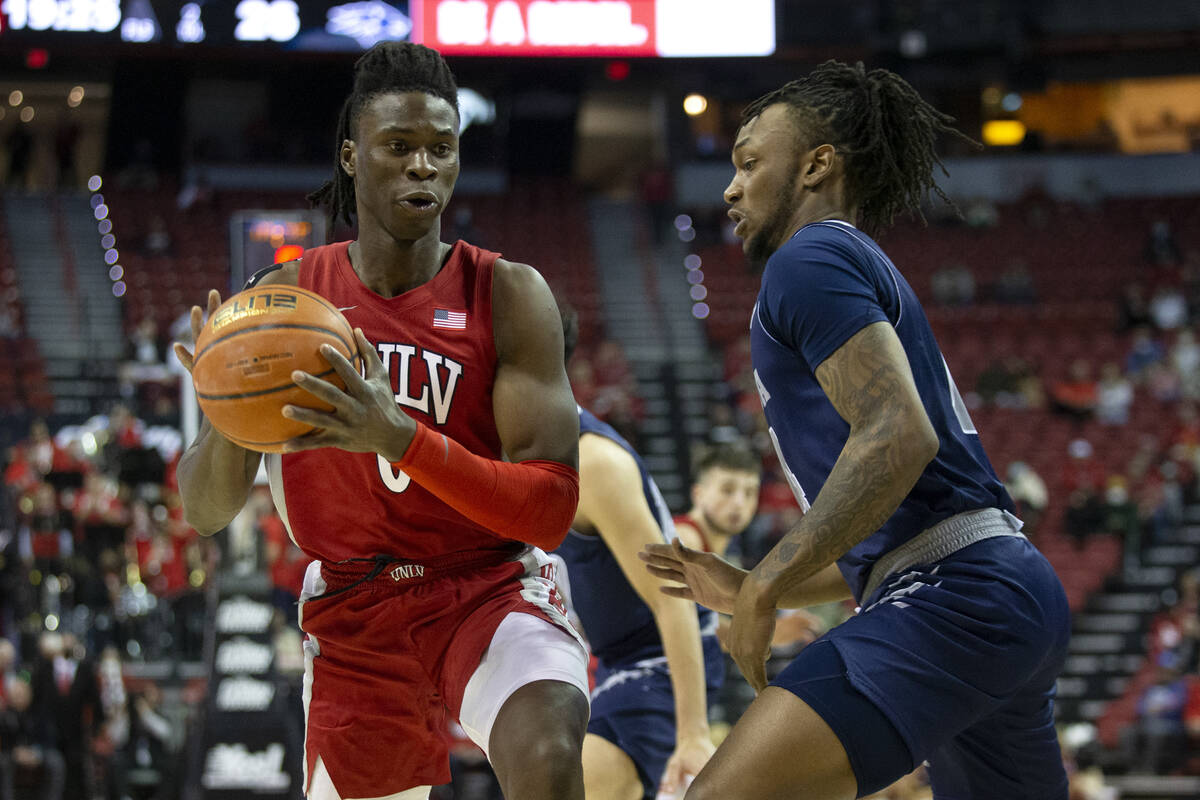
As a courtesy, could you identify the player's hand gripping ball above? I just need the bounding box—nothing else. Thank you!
[191,286,358,452]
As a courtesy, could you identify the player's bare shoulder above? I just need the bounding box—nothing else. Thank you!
[245,259,302,289]
[491,258,561,359]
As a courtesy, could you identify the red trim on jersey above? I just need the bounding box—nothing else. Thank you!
[394,422,579,551]
[673,513,713,553]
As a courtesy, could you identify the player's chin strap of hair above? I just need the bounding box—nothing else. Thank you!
[391,422,579,551]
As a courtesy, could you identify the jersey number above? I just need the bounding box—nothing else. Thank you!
[377,455,411,493]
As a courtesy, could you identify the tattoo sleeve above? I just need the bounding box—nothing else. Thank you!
[750,321,938,601]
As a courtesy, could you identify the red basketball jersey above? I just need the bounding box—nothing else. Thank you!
[267,240,513,563]
[672,513,713,553]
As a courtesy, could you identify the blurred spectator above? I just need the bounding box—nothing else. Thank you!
[1065,488,1106,550]
[52,121,79,190]
[1095,363,1134,425]
[964,196,999,228]
[1050,359,1098,421]
[4,125,33,190]
[639,161,673,245]
[124,682,176,797]
[1150,285,1189,331]
[991,259,1037,304]
[4,421,74,493]
[1126,651,1189,774]
[1146,362,1183,405]
[1006,461,1048,535]
[93,646,131,800]
[1117,284,1154,333]
[930,263,975,306]
[1145,219,1182,267]
[129,320,163,365]
[0,674,65,800]
[32,632,100,800]
[141,216,173,258]
[1102,476,1140,565]
[975,357,1041,409]
[1126,328,1165,378]
[72,472,128,564]
[21,481,70,574]
[1171,329,1200,398]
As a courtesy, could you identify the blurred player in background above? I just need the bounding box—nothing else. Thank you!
[174,42,589,800]
[643,61,1070,800]
[672,442,761,557]
[555,308,718,800]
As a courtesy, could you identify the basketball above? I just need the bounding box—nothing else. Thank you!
[191,286,357,453]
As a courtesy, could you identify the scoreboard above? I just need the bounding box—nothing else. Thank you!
[0,0,775,56]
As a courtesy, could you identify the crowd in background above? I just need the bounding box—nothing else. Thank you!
[0,405,213,799]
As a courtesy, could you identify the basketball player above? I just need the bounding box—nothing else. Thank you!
[641,62,1070,800]
[174,43,590,800]
[672,443,761,557]
[555,310,718,800]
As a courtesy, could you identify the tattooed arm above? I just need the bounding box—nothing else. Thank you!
[727,321,939,690]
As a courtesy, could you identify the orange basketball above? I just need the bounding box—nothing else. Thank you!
[192,286,357,453]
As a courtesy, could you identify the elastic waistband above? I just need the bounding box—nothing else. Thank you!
[316,543,526,597]
[860,508,1024,603]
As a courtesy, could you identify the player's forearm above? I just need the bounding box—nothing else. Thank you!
[651,596,711,739]
[177,419,261,535]
[393,421,579,549]
[750,417,937,604]
[775,563,854,608]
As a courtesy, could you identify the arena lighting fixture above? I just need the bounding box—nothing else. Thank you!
[982,119,1026,147]
[19,107,34,122]
[8,90,23,106]
[683,93,708,116]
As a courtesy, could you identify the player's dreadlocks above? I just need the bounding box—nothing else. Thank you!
[742,60,977,234]
[308,42,459,230]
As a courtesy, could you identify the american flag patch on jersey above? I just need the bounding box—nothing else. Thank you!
[433,309,467,330]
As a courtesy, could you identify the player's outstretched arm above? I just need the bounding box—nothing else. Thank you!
[641,542,852,614]
[174,290,265,535]
[577,435,713,792]
[730,321,939,690]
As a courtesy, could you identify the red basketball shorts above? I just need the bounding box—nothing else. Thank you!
[297,546,585,799]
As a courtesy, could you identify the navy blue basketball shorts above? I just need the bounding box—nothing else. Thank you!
[588,639,724,799]
[772,535,1071,800]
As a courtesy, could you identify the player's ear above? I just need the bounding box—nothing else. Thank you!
[340,139,356,178]
[802,143,837,188]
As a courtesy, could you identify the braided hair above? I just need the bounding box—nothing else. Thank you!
[742,60,977,234]
[308,42,459,230]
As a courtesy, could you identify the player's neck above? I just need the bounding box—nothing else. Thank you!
[349,228,453,299]
[786,184,858,238]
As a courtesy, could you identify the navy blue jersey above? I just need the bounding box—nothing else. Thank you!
[554,408,718,666]
[750,220,1014,602]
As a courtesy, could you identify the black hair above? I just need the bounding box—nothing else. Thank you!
[741,60,977,234]
[560,302,579,364]
[692,441,762,481]
[308,42,460,230]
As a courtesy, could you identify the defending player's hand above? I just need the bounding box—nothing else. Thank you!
[172,289,223,374]
[659,734,715,797]
[728,577,777,694]
[283,328,417,460]
[639,539,747,615]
